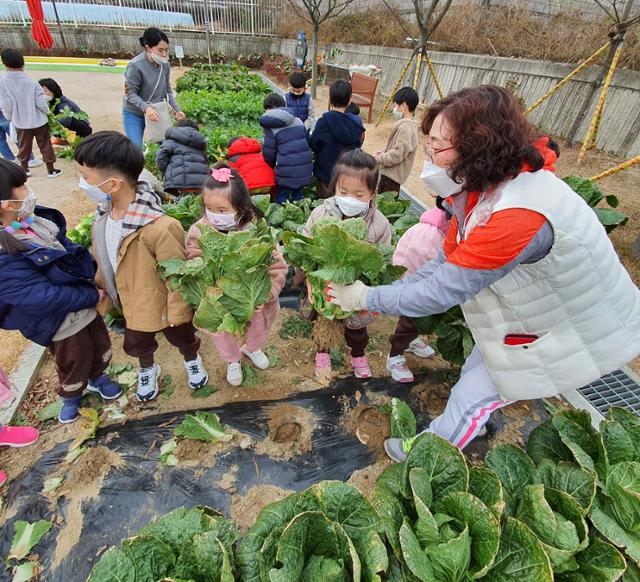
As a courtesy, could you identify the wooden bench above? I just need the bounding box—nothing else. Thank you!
[350,72,379,123]
[327,72,379,123]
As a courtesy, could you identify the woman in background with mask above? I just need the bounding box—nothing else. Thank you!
[0,159,121,424]
[122,27,185,148]
[328,85,640,460]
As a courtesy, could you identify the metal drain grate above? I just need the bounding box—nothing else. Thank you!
[578,369,640,416]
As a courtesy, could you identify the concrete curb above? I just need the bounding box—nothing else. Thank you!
[0,343,47,425]
[257,72,284,96]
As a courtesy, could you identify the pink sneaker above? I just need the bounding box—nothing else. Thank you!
[0,425,39,448]
[315,352,331,379]
[0,470,6,487]
[352,356,372,379]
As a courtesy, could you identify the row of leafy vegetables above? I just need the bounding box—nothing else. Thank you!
[77,404,639,581]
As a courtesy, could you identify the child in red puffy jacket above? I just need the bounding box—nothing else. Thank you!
[227,137,276,196]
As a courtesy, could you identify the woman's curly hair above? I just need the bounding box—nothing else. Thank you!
[421,85,544,192]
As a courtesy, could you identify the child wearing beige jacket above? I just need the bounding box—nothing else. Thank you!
[375,87,420,194]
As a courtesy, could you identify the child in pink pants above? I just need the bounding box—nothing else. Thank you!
[186,165,287,386]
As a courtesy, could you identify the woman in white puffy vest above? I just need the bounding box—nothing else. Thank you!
[328,85,640,461]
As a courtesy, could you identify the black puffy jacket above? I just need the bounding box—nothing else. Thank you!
[156,126,210,190]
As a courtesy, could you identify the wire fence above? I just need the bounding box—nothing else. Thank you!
[0,0,282,35]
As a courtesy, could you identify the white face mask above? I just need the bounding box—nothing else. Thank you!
[8,189,38,219]
[79,177,111,204]
[420,161,463,197]
[44,95,53,102]
[335,195,370,217]
[206,210,237,231]
[151,53,169,65]
[19,189,38,219]
[392,107,403,120]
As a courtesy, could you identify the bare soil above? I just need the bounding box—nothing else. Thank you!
[52,446,123,568]
[254,403,318,461]
[342,403,390,456]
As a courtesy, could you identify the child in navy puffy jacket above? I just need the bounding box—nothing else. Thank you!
[259,93,313,204]
[285,72,316,133]
[309,80,364,199]
[0,159,121,423]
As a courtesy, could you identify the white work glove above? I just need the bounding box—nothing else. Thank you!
[327,281,370,312]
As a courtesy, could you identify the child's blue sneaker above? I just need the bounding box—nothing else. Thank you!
[58,396,82,424]
[86,374,122,400]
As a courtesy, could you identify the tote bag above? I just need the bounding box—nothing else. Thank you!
[144,65,173,143]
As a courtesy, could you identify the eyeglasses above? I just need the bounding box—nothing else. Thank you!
[424,142,456,160]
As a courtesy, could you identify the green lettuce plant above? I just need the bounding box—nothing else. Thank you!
[79,407,638,581]
[375,192,420,244]
[162,193,203,231]
[252,195,323,240]
[412,306,475,368]
[88,506,238,582]
[526,407,640,568]
[372,433,504,581]
[282,217,406,320]
[67,212,94,248]
[237,481,388,582]
[158,220,277,336]
[563,176,628,232]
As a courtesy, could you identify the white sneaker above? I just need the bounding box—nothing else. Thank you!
[386,355,414,383]
[406,338,436,359]
[241,347,270,370]
[184,353,208,389]
[28,157,43,168]
[137,363,161,402]
[227,362,243,386]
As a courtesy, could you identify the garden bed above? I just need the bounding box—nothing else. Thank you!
[2,60,640,581]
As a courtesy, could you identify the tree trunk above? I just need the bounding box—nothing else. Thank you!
[566,36,623,147]
[311,24,320,100]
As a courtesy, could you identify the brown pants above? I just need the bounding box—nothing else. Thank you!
[378,175,401,195]
[123,322,200,368]
[50,315,112,398]
[389,316,420,357]
[315,180,332,199]
[17,124,56,170]
[344,326,368,358]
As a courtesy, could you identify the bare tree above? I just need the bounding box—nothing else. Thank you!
[567,0,640,145]
[285,0,356,98]
[413,0,454,51]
